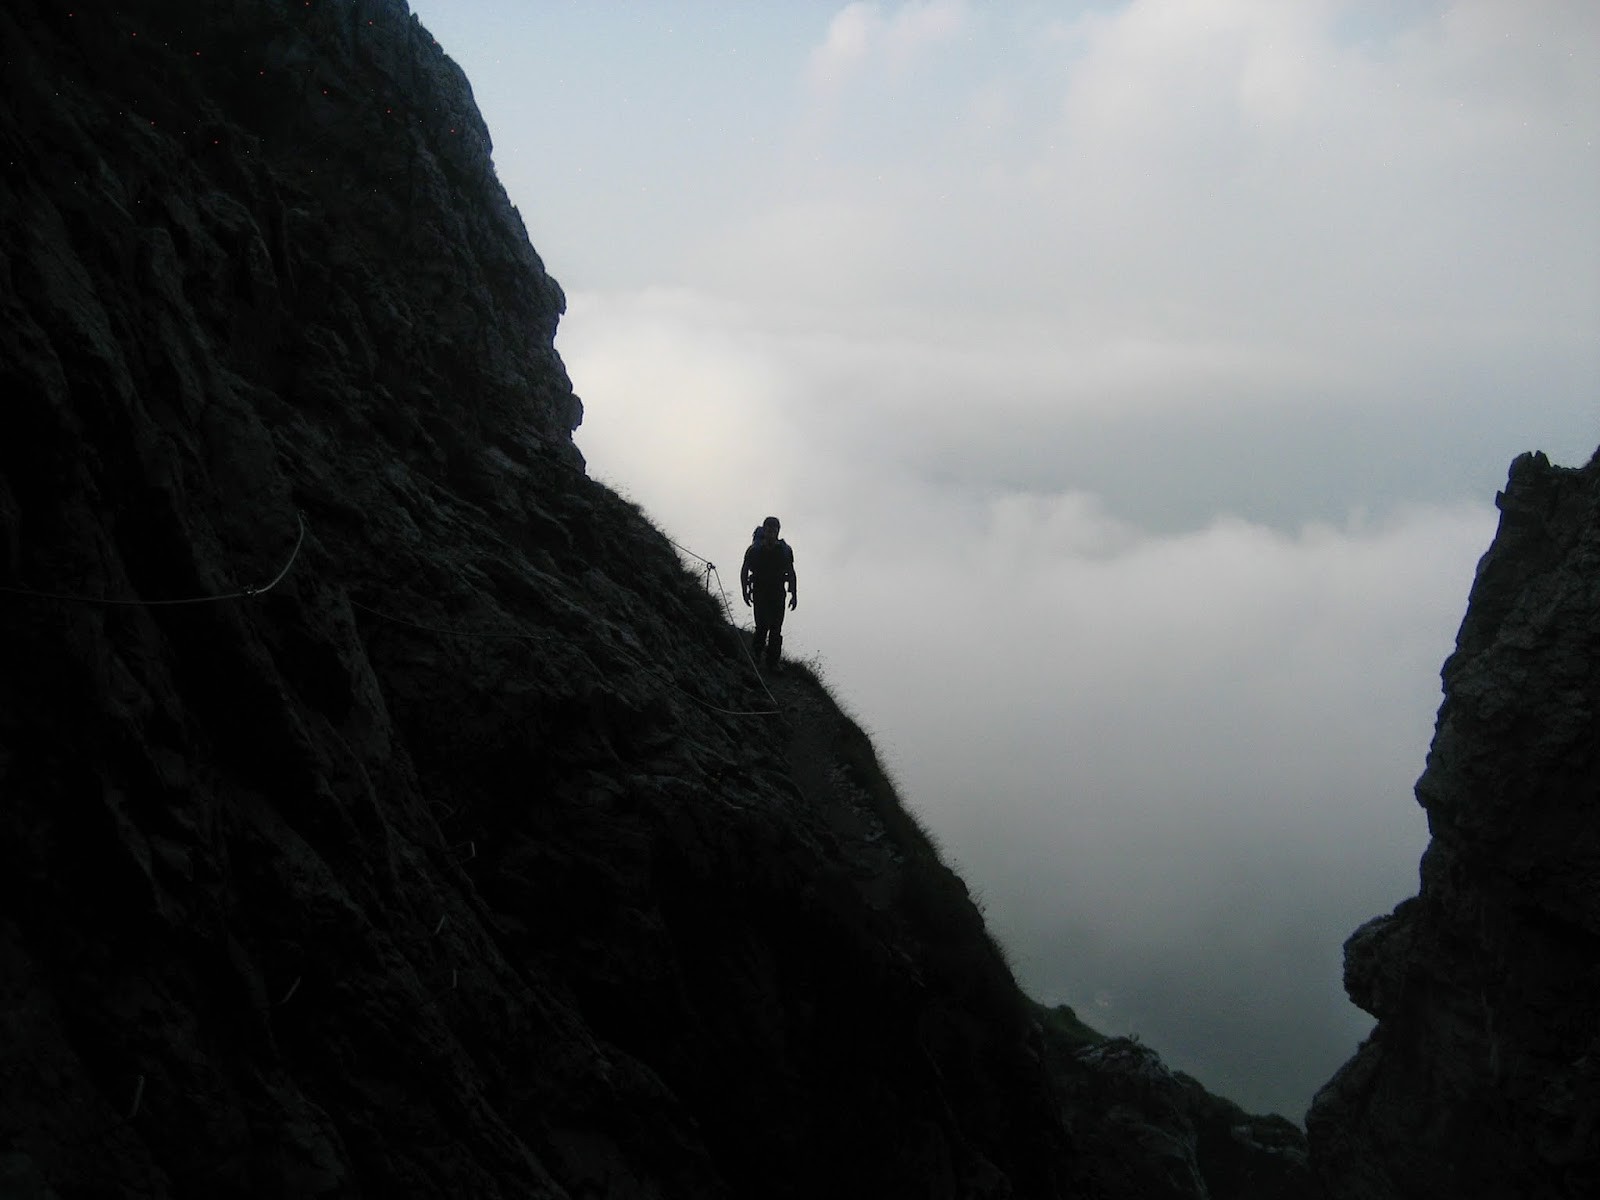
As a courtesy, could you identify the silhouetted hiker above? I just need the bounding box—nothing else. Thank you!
[741,515,797,672]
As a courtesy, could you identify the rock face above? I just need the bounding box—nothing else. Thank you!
[0,2,1312,1197]
[1308,448,1600,1199]
[1038,1008,1312,1200]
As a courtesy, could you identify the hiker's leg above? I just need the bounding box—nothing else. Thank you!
[767,602,786,664]
[753,594,778,658]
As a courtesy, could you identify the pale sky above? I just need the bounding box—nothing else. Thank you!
[408,0,1598,1119]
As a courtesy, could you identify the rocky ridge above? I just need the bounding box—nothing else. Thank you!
[1307,448,1600,1199]
[0,2,1313,1197]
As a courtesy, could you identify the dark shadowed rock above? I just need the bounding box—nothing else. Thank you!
[1307,448,1600,1199]
[1037,1006,1316,1200]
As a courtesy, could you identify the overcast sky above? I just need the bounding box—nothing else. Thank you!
[408,0,1598,1120]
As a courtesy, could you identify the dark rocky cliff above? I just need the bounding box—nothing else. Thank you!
[1307,448,1600,1199]
[1,2,1312,1197]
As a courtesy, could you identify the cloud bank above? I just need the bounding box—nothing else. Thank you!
[413,0,1597,1119]
[563,287,1498,1116]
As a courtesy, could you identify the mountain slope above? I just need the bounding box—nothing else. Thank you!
[0,2,1068,1192]
[1,2,1326,1197]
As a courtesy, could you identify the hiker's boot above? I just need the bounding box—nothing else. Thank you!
[768,634,784,673]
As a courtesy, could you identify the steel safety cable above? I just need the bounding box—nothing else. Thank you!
[0,512,307,607]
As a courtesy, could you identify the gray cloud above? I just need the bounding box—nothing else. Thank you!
[566,284,1498,1114]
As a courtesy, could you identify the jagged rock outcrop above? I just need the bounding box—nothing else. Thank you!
[1,2,1313,1196]
[1038,1007,1313,1200]
[1308,448,1600,1199]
